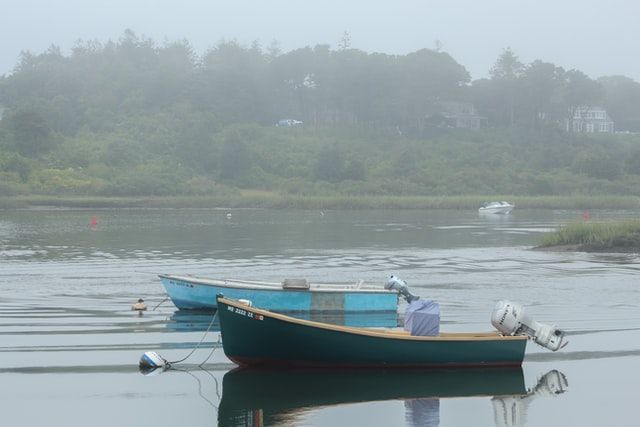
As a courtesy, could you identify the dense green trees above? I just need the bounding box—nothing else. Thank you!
[473,50,622,131]
[599,76,640,132]
[3,109,55,156]
[1,31,639,198]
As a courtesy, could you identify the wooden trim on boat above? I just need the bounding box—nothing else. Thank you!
[219,297,527,342]
[161,274,394,293]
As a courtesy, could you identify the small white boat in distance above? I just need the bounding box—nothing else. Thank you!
[478,201,514,215]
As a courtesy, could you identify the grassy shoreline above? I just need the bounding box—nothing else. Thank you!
[1,193,640,210]
[537,220,640,252]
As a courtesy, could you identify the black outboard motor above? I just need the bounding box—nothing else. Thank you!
[385,275,419,303]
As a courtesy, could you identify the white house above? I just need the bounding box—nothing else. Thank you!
[567,106,615,133]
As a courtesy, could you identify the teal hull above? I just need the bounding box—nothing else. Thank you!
[217,297,527,368]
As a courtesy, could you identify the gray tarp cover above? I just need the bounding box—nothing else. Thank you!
[404,299,440,336]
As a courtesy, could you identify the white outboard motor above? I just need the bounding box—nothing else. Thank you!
[491,300,568,351]
[385,275,419,303]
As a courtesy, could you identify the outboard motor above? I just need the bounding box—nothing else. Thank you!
[491,300,568,351]
[385,275,419,303]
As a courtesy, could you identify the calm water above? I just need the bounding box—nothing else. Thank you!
[1,208,639,426]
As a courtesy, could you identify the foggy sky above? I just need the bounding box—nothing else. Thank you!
[1,0,638,81]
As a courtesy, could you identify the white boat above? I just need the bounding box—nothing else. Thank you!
[478,201,514,214]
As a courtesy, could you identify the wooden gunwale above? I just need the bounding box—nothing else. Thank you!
[160,274,393,293]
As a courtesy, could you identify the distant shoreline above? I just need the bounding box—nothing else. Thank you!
[1,194,640,210]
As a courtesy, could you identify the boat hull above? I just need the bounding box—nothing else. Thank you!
[479,207,513,214]
[217,297,527,368]
[478,202,514,215]
[160,275,398,312]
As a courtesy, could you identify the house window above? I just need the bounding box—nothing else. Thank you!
[600,123,609,132]
[586,123,594,133]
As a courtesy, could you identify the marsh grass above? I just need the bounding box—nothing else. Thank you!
[538,220,640,250]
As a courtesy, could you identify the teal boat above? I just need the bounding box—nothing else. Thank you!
[159,274,398,312]
[217,296,528,368]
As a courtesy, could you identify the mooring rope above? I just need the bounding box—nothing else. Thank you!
[152,296,170,311]
[168,311,219,365]
[198,334,221,367]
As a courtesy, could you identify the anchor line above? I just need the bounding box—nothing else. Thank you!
[169,311,219,365]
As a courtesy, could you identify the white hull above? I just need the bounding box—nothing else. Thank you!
[479,202,514,215]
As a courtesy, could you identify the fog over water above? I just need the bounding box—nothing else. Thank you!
[2,0,639,81]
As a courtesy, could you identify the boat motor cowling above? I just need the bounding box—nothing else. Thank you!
[385,275,419,303]
[491,300,568,352]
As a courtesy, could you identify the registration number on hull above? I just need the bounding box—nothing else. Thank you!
[228,305,263,321]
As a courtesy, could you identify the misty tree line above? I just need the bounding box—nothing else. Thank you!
[1,30,640,197]
[475,48,640,132]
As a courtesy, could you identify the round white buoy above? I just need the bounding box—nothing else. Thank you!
[139,351,169,370]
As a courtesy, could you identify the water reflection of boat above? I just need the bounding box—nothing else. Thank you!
[492,369,568,427]
[217,368,568,427]
[165,310,221,332]
[165,309,399,332]
[217,367,526,427]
